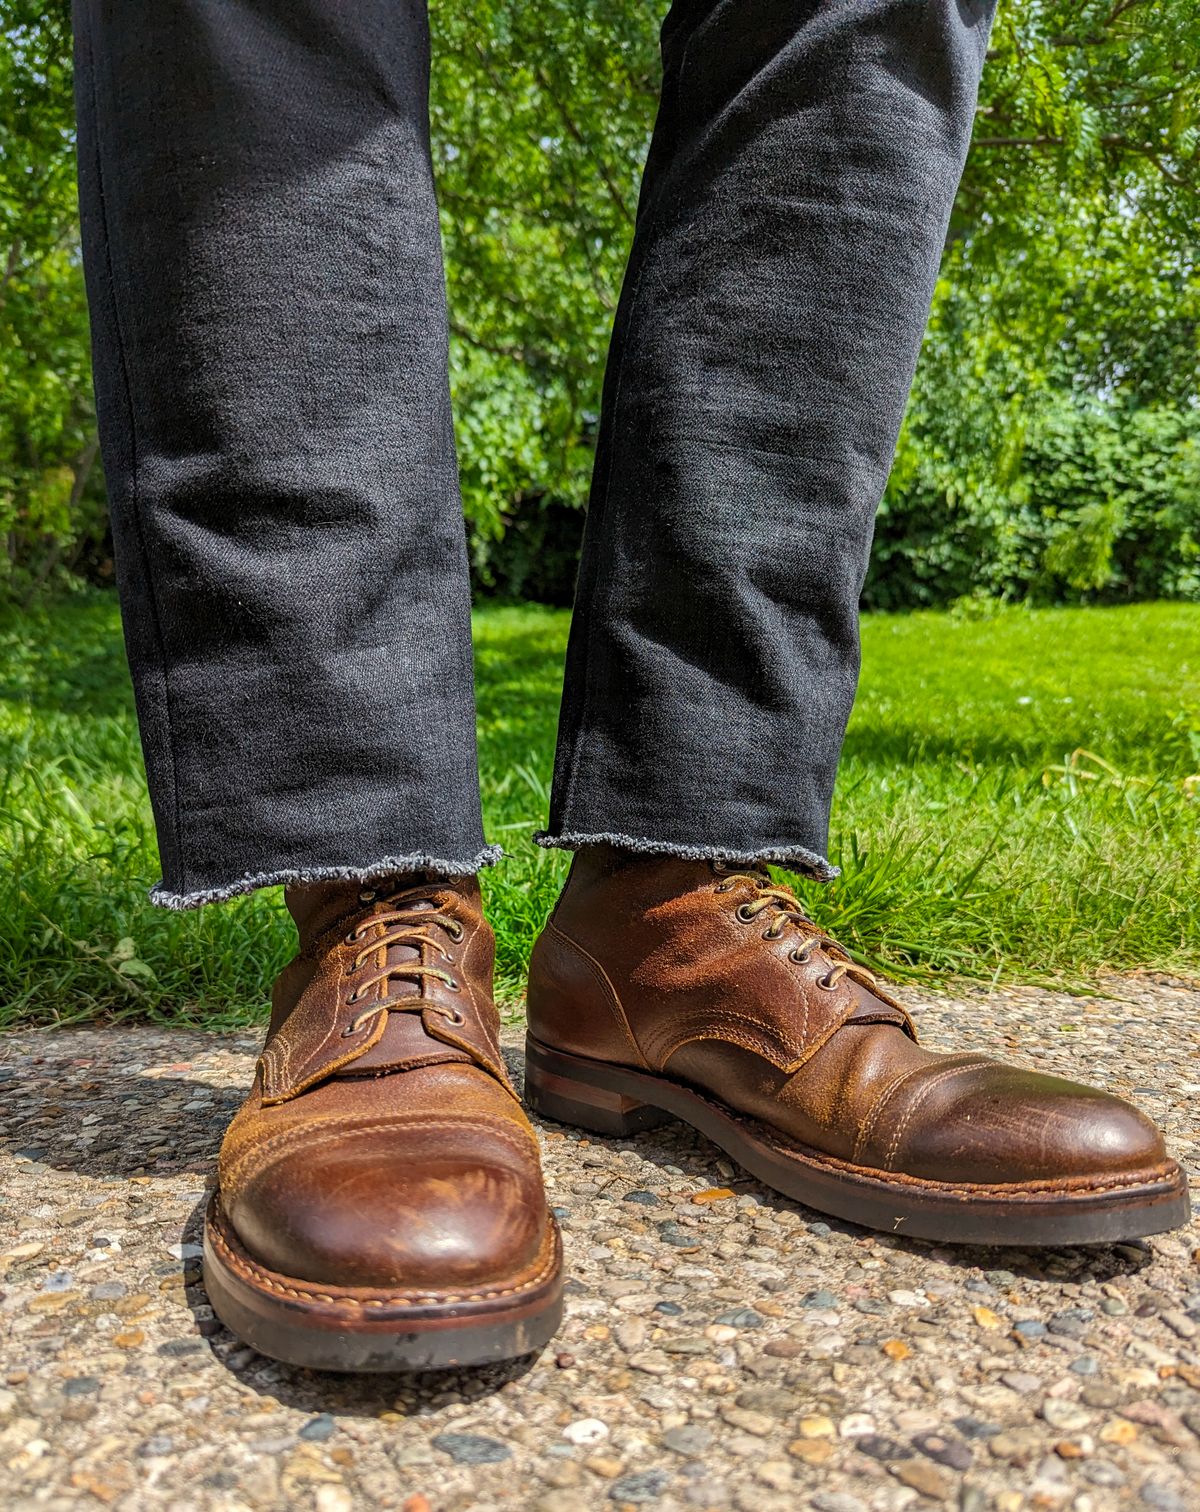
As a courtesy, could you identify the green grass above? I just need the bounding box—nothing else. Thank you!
[1,593,1197,1028]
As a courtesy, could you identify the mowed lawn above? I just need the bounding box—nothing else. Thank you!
[1,594,1197,1027]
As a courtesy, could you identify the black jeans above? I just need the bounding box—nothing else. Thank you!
[73,0,994,909]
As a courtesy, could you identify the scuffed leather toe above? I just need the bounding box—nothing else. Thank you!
[882,1062,1169,1186]
[228,1128,548,1290]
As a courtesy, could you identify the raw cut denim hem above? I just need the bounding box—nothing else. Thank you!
[148,845,505,912]
[532,830,839,883]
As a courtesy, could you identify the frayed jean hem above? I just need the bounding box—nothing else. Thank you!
[532,830,838,882]
[149,845,506,911]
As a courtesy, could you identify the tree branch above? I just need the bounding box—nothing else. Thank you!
[534,66,636,231]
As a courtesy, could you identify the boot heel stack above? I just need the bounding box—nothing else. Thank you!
[523,1036,672,1137]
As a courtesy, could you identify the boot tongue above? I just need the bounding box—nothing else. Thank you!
[342,1012,473,1076]
[338,890,473,1077]
[843,989,910,1030]
[285,873,438,945]
[343,883,511,1089]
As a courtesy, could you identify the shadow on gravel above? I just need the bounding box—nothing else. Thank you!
[8,1037,1161,1294]
[538,1112,1157,1284]
[2,1059,243,1181]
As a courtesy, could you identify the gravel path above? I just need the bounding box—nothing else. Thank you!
[2,977,1199,1512]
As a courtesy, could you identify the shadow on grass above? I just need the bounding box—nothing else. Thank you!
[0,598,135,718]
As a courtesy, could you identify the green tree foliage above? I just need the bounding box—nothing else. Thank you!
[0,1,103,601]
[432,0,655,583]
[872,0,1200,606]
[1,0,1198,604]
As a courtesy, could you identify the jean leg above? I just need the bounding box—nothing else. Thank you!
[542,0,995,875]
[72,0,494,907]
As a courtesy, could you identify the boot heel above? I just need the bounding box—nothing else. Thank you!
[524,1039,671,1137]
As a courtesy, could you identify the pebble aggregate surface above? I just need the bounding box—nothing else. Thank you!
[2,976,1199,1512]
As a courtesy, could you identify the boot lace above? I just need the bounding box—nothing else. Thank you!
[711,861,879,993]
[340,885,466,1038]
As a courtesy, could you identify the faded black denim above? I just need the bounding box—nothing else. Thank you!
[73,0,994,908]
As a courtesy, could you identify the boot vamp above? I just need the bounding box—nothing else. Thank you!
[667,1022,1168,1185]
[854,1047,1169,1184]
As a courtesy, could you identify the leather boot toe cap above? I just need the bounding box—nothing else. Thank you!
[885,1062,1169,1186]
[226,1127,548,1292]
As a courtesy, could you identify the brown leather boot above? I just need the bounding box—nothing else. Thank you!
[525,848,1189,1247]
[203,874,562,1370]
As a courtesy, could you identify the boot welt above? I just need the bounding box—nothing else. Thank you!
[203,1193,564,1372]
[524,1035,1191,1248]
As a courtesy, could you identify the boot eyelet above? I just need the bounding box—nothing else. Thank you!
[341,1024,357,1038]
[446,920,464,941]
[345,928,361,945]
[816,973,837,991]
[346,988,362,1005]
[790,947,812,965]
[358,889,376,903]
[442,1008,465,1026]
[446,978,462,993]
[735,903,756,923]
[714,882,732,894]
